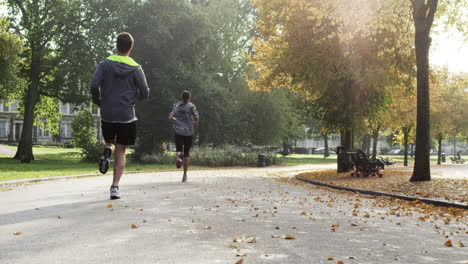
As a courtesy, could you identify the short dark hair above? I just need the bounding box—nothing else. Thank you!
[116,32,134,53]
[181,90,191,104]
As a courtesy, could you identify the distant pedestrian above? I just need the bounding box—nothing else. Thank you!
[169,91,199,182]
[91,32,150,199]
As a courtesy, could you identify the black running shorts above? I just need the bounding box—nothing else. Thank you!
[175,133,193,157]
[101,121,136,146]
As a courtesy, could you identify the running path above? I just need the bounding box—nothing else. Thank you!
[0,165,466,264]
[0,144,15,158]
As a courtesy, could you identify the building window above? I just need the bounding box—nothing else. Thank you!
[38,126,50,137]
[0,121,7,137]
[60,103,69,114]
[10,101,19,112]
[61,122,72,138]
[2,101,9,112]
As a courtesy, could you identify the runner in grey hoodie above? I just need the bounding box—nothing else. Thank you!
[91,32,149,199]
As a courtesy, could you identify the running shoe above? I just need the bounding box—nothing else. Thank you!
[182,174,187,182]
[110,186,120,200]
[98,146,112,174]
[176,153,183,169]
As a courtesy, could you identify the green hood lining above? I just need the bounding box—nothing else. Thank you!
[107,55,140,66]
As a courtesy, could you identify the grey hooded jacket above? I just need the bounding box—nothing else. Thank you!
[91,55,150,123]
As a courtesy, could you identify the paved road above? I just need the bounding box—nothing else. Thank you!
[0,165,466,264]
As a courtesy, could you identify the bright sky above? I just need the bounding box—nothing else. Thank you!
[0,5,467,73]
[431,25,468,73]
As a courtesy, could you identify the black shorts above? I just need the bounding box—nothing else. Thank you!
[175,133,193,157]
[101,121,136,146]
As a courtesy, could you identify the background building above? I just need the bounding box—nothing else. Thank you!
[0,100,102,145]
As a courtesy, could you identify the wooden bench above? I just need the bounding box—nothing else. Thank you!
[349,149,385,177]
[450,157,465,164]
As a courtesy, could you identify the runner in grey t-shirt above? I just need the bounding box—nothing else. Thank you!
[169,91,199,182]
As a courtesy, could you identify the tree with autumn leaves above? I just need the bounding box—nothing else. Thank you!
[247,0,415,172]
[247,0,467,181]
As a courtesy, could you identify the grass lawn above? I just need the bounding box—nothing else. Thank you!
[378,154,468,164]
[281,154,337,165]
[0,146,338,181]
[0,145,179,181]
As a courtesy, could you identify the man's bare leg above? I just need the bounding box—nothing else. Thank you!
[112,143,127,187]
[182,157,189,182]
[104,141,115,157]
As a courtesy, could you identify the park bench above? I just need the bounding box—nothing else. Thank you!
[349,149,385,178]
[450,157,465,164]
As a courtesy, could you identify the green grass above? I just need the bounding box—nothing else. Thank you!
[0,146,337,181]
[2,145,464,181]
[281,154,337,165]
[379,154,468,164]
[0,145,182,181]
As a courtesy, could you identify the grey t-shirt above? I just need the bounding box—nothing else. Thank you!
[173,101,199,136]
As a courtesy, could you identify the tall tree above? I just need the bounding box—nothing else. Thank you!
[248,0,414,172]
[410,0,438,181]
[0,16,24,100]
[5,0,130,162]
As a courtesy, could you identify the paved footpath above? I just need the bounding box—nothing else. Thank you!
[0,165,466,264]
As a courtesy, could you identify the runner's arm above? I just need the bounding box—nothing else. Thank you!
[169,111,176,121]
[192,106,199,127]
[90,62,105,106]
[135,68,150,100]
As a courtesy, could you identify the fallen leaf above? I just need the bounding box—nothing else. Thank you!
[229,244,239,249]
[274,226,281,229]
[131,224,139,229]
[57,216,63,219]
[236,253,246,257]
[444,240,452,247]
[205,226,212,230]
[246,237,256,243]
[458,241,465,247]
[235,259,244,264]
[327,257,334,260]
[337,261,344,264]
[348,256,355,259]
[300,211,307,215]
[363,213,370,218]
[285,235,296,239]
[107,204,113,208]
[13,232,22,235]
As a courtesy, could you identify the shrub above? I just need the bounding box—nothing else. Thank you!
[78,141,103,162]
[71,109,101,161]
[136,146,282,167]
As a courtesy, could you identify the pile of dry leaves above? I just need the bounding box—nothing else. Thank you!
[297,168,467,205]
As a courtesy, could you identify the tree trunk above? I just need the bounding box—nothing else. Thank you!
[338,129,354,172]
[323,132,329,158]
[14,83,39,163]
[437,134,442,165]
[403,127,409,166]
[453,139,456,159]
[410,0,438,182]
[361,133,370,154]
[14,52,41,163]
[410,144,414,158]
[372,125,380,158]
